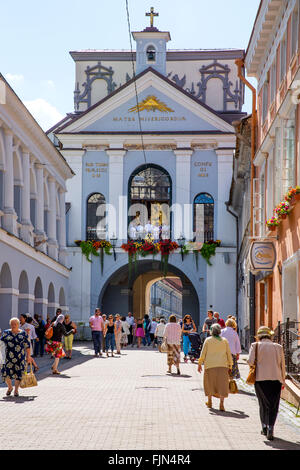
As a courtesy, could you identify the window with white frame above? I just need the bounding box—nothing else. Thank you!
[280,35,287,83]
[260,171,265,236]
[291,2,299,60]
[253,167,265,237]
[274,126,282,205]
[262,79,269,123]
[270,61,276,104]
[273,111,296,204]
[266,148,274,220]
[282,111,296,194]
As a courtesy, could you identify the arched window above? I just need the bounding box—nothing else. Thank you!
[86,193,106,240]
[193,193,214,242]
[128,165,171,240]
[146,45,156,62]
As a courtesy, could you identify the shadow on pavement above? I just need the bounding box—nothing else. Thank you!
[209,409,249,419]
[0,395,37,403]
[263,437,300,450]
[238,389,256,397]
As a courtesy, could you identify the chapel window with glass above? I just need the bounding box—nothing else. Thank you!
[128,165,171,240]
[193,193,214,242]
[86,193,106,240]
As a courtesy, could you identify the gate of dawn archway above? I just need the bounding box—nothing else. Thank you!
[98,260,200,327]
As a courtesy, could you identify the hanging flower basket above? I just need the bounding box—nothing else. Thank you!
[75,240,112,273]
[159,240,179,276]
[199,240,221,266]
[266,216,279,230]
[92,240,112,274]
[275,201,290,219]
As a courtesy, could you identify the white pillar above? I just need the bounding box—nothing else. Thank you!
[216,149,235,244]
[2,129,17,235]
[47,176,58,260]
[106,148,126,239]
[62,150,84,242]
[20,148,33,244]
[35,163,45,235]
[173,149,193,240]
[58,188,67,266]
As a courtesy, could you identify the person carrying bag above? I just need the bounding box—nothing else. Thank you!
[20,363,38,389]
[248,326,285,441]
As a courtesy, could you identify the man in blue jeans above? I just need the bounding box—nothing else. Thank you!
[89,308,104,356]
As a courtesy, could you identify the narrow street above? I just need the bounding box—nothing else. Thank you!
[0,343,299,451]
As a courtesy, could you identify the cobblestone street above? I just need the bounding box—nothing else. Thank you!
[0,342,300,450]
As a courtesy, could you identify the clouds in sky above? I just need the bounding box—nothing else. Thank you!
[4,73,63,130]
[5,73,24,83]
[24,98,63,131]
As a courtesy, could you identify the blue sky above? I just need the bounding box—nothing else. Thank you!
[1,0,260,130]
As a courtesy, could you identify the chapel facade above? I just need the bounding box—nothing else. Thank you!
[48,11,246,329]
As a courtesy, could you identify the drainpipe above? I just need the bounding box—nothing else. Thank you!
[225,203,239,324]
[235,59,257,239]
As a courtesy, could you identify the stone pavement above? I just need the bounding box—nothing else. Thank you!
[0,342,300,450]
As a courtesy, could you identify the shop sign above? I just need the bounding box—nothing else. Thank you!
[250,242,276,271]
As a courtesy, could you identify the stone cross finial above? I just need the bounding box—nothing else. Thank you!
[146,7,158,27]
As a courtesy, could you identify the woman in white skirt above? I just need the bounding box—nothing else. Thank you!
[121,316,130,347]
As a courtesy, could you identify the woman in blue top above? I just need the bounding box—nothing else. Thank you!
[1,317,32,397]
[182,315,196,362]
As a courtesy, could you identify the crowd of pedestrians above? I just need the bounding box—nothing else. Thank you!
[0,307,287,442]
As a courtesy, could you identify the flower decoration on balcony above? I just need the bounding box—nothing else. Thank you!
[266,216,279,231]
[92,240,112,274]
[284,186,300,205]
[159,240,179,276]
[183,240,221,267]
[75,239,112,274]
[274,201,290,219]
[121,240,178,277]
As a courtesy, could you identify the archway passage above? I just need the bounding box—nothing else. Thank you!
[99,261,199,327]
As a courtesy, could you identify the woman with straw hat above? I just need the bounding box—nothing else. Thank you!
[248,326,285,441]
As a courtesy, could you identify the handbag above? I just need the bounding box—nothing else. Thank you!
[45,326,53,340]
[246,342,258,385]
[20,364,38,389]
[229,379,238,394]
[160,338,168,353]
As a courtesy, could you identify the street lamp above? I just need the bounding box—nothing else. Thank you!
[110,233,118,261]
[177,234,186,261]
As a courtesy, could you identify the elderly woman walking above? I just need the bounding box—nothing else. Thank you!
[248,326,286,441]
[164,315,182,375]
[0,318,32,397]
[46,314,75,374]
[221,318,241,379]
[198,323,233,411]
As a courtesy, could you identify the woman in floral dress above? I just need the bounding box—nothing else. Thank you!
[0,317,32,397]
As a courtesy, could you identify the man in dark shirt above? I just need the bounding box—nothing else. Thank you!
[214,311,225,329]
[202,310,215,337]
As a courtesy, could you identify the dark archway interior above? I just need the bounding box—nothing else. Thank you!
[99,260,200,326]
